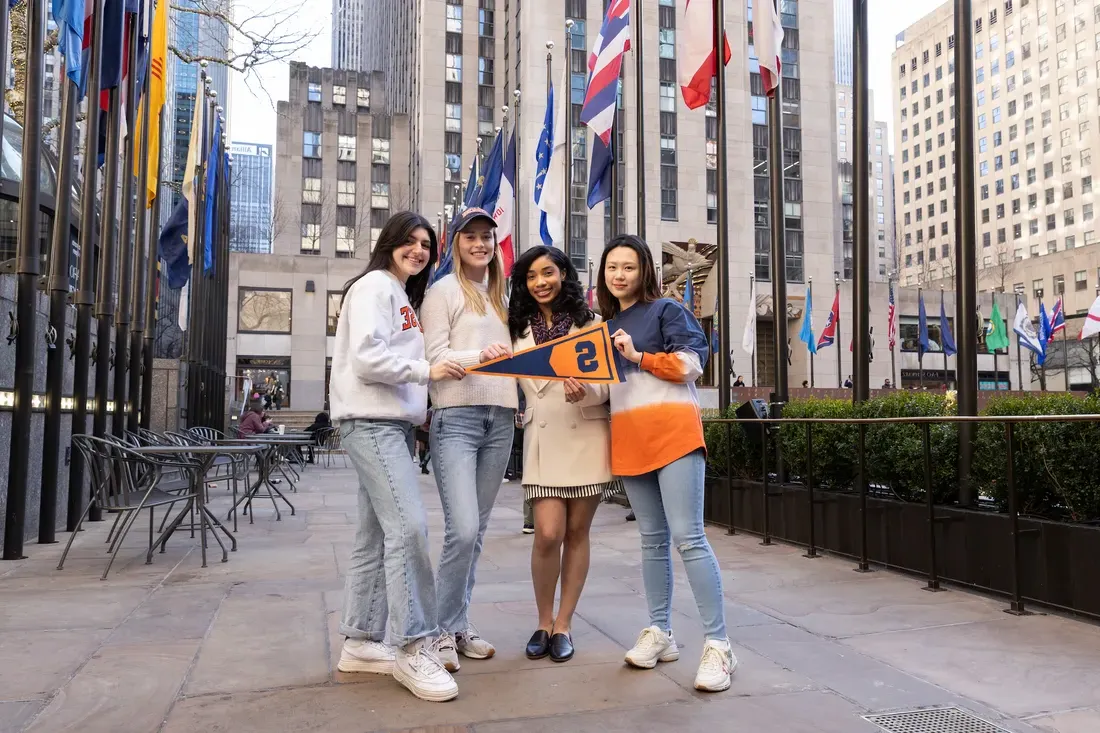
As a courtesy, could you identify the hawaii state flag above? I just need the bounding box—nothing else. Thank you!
[817,291,840,350]
[582,0,630,208]
[754,0,784,96]
[492,126,517,276]
[679,0,732,108]
[887,280,898,351]
[1047,297,1066,342]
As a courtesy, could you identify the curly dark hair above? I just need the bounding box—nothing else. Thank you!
[508,246,594,342]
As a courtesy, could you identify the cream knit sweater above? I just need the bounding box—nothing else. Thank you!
[421,274,519,411]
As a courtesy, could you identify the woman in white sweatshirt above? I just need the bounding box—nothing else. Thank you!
[330,211,466,703]
[420,207,518,671]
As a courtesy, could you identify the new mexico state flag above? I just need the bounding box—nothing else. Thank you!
[134,0,168,207]
[467,322,625,383]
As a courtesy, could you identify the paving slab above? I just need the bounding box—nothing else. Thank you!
[0,629,111,699]
[1027,707,1100,733]
[0,701,45,733]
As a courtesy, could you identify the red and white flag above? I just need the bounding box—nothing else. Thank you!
[887,279,898,350]
[754,0,784,96]
[679,0,732,109]
[492,127,517,276]
[1080,294,1100,340]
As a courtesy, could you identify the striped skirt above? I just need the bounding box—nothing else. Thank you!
[524,480,624,502]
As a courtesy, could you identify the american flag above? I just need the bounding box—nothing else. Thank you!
[581,0,631,208]
[887,280,897,351]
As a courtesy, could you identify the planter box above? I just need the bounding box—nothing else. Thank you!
[704,477,1100,619]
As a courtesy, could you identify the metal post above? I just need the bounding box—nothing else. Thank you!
[69,0,106,530]
[725,422,735,535]
[918,285,925,388]
[609,108,620,240]
[185,76,209,429]
[760,427,771,545]
[851,0,870,404]
[1004,422,1031,615]
[129,60,153,432]
[1060,321,1070,391]
[803,422,818,558]
[855,423,871,572]
[750,274,757,388]
[633,0,646,240]
[714,0,732,413]
[835,272,842,387]
[564,19,575,254]
[767,0,788,406]
[141,108,165,430]
[942,289,949,388]
[922,422,942,591]
[808,277,815,387]
[513,88,522,263]
[3,0,47,559]
[954,0,979,506]
[40,76,80,546]
[113,15,141,436]
[889,276,897,388]
[94,90,124,450]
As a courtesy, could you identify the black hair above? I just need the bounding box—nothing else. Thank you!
[508,245,594,342]
[596,234,662,318]
[342,211,438,309]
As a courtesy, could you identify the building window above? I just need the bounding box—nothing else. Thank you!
[238,288,292,333]
[372,182,390,208]
[357,87,370,108]
[660,163,677,221]
[446,3,462,32]
[445,103,462,132]
[332,85,346,105]
[303,131,321,158]
[1054,275,1066,294]
[478,57,494,85]
[372,138,390,164]
[327,292,343,336]
[1076,270,1089,290]
[446,54,462,82]
[337,135,356,161]
[336,225,355,257]
[302,177,320,204]
[308,82,321,102]
[337,180,355,207]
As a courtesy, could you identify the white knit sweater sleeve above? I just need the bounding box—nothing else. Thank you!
[421,278,484,368]
[346,280,430,386]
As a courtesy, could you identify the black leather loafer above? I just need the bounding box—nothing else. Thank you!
[549,633,574,663]
[526,630,551,659]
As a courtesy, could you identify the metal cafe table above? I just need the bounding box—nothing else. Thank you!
[221,434,315,523]
[132,443,266,567]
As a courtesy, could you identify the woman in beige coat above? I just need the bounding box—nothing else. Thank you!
[507,246,619,664]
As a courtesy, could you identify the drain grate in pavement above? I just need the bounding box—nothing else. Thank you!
[863,707,1011,733]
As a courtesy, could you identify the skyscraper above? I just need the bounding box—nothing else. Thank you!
[834,0,853,87]
[228,142,274,254]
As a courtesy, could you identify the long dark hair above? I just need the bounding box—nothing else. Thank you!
[342,211,438,309]
[596,234,662,318]
[508,245,593,342]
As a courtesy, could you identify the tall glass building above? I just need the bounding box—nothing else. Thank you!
[228,142,274,254]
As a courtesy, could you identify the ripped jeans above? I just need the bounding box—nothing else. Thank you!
[621,449,727,640]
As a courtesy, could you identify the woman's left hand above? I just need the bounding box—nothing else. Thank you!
[611,329,642,364]
[563,377,587,403]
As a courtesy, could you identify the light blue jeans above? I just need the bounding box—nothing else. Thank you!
[622,449,727,641]
[339,419,438,646]
[430,405,515,633]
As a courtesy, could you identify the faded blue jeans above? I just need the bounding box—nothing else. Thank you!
[339,419,438,646]
[622,449,727,641]
[430,405,515,633]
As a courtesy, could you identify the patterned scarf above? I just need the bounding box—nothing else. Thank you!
[531,311,573,345]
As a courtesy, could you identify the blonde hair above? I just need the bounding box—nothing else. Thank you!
[453,229,508,322]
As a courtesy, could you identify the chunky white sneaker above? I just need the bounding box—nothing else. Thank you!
[336,638,396,674]
[624,626,680,669]
[694,638,737,692]
[435,631,461,672]
[392,639,459,702]
[456,625,495,659]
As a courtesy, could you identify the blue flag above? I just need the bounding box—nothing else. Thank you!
[939,297,957,356]
[799,285,817,355]
[918,291,930,355]
[158,198,190,288]
[51,0,85,90]
[587,134,614,209]
[533,81,555,247]
[473,131,505,213]
[203,115,222,275]
[461,156,479,211]
[683,271,694,314]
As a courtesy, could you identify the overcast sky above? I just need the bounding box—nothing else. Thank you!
[229,0,948,152]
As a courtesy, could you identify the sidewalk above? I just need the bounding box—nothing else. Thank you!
[2,464,1100,733]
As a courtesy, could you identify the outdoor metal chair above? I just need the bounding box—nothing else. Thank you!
[59,435,199,579]
[319,426,347,469]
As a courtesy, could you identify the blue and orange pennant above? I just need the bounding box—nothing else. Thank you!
[467,322,625,383]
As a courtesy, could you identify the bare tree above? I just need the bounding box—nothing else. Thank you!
[351,193,373,257]
[983,238,1016,293]
[267,193,286,248]
[298,184,333,255]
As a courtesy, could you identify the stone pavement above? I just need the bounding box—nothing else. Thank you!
[3,463,1100,733]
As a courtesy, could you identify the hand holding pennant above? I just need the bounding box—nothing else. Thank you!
[467,322,626,383]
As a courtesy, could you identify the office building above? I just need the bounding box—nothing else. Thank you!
[224,64,411,409]
[228,142,274,254]
[835,85,895,281]
[834,0,853,87]
[891,0,1100,315]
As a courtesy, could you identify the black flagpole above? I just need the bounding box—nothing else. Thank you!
[141,108,165,429]
[3,0,47,559]
[766,0,788,406]
[68,0,106,530]
[713,0,731,413]
[129,41,153,432]
[852,0,870,403]
[633,0,646,240]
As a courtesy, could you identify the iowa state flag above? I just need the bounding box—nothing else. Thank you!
[468,322,624,383]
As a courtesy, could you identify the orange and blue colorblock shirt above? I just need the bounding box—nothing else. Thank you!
[607,298,709,476]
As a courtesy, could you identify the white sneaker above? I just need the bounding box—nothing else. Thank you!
[694,638,738,692]
[435,631,461,672]
[392,638,459,702]
[624,626,680,669]
[336,638,396,674]
[456,625,495,659]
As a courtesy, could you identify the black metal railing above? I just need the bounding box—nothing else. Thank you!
[703,413,1100,620]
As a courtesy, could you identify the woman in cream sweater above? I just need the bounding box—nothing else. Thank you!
[507,245,619,664]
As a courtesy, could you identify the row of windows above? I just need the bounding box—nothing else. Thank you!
[306,81,369,109]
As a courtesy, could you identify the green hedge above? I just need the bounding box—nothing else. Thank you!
[704,392,1100,522]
